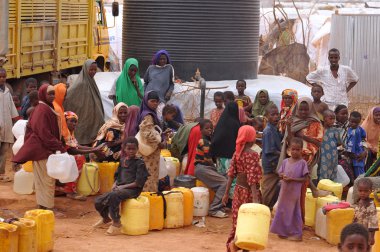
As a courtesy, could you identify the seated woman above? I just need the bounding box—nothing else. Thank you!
[92,103,128,162]
[251,89,274,118]
[162,104,184,132]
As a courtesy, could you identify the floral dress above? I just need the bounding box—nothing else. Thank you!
[318,127,341,181]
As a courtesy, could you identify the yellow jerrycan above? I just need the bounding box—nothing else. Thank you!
[372,208,380,252]
[317,179,343,199]
[326,208,354,245]
[316,195,340,210]
[172,187,194,226]
[121,196,150,235]
[77,163,100,196]
[235,203,271,250]
[140,192,165,231]
[0,222,19,252]
[24,209,55,252]
[160,149,172,157]
[163,191,184,229]
[98,162,118,194]
[196,179,215,203]
[22,161,33,172]
[305,188,317,227]
[12,218,37,252]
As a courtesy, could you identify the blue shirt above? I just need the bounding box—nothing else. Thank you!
[262,123,282,174]
[346,126,366,167]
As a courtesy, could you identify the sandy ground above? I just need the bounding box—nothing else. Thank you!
[1,161,337,252]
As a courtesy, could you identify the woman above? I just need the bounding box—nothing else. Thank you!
[13,84,66,210]
[64,59,105,145]
[123,105,140,139]
[92,103,128,162]
[53,83,69,141]
[109,58,144,106]
[279,89,298,135]
[144,50,175,117]
[136,91,163,192]
[252,89,274,118]
[362,107,380,168]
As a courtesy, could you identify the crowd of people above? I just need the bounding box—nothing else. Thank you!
[0,48,380,249]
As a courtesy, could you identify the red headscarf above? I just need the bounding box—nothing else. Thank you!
[235,125,256,160]
[38,84,54,108]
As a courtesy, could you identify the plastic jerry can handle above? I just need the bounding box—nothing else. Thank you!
[56,151,61,154]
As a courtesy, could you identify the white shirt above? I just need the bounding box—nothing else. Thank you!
[306,65,359,108]
[0,86,19,143]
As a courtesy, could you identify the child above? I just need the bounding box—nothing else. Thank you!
[251,89,274,118]
[346,111,367,178]
[223,90,249,125]
[270,137,309,241]
[162,104,182,132]
[0,68,19,182]
[223,125,262,252]
[25,90,39,118]
[318,110,342,181]
[311,84,328,121]
[353,178,379,246]
[234,80,252,112]
[339,223,370,252]
[279,89,298,135]
[262,104,282,209]
[194,119,228,218]
[21,77,38,119]
[93,137,149,235]
[12,93,22,121]
[210,91,224,127]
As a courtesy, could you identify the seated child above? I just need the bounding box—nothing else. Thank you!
[311,84,328,122]
[339,223,370,252]
[93,137,149,235]
[210,91,224,127]
[353,178,379,247]
[234,80,252,114]
[162,104,183,132]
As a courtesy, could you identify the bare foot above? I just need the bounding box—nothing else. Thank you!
[228,242,238,252]
[288,236,302,242]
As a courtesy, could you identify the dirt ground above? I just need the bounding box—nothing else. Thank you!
[1,161,337,252]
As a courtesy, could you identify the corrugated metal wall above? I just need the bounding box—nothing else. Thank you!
[329,14,380,105]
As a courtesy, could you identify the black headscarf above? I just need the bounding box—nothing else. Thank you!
[211,102,240,158]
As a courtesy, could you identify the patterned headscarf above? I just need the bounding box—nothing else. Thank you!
[279,89,298,133]
[64,111,78,121]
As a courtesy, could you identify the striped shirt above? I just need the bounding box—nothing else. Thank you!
[194,137,214,166]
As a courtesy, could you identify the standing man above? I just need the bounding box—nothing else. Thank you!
[306,48,359,109]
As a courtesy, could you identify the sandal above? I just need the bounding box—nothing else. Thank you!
[66,193,87,201]
[0,175,12,182]
[106,225,122,236]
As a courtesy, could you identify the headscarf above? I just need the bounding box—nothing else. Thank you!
[64,111,79,148]
[64,111,78,121]
[234,125,256,160]
[252,89,274,117]
[115,58,144,106]
[64,59,105,145]
[53,83,69,140]
[211,102,241,158]
[136,91,160,130]
[361,107,380,153]
[124,105,140,138]
[38,84,54,108]
[95,102,127,141]
[152,50,171,65]
[279,89,298,134]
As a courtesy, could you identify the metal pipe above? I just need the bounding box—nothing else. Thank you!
[199,77,206,119]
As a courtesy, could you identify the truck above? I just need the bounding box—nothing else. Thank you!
[1,0,118,84]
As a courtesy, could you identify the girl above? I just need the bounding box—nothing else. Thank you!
[271,137,309,241]
[136,91,164,192]
[279,89,298,135]
[64,59,105,145]
[251,89,274,118]
[210,91,224,127]
[222,125,262,252]
[361,107,380,168]
[161,104,183,132]
[53,83,69,141]
[93,137,149,235]
[92,103,128,162]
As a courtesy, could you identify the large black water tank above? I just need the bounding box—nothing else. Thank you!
[122,0,260,81]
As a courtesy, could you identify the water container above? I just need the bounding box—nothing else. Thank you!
[97,162,117,194]
[336,165,350,187]
[13,168,34,195]
[196,180,215,203]
[347,187,354,205]
[46,152,78,183]
[165,157,180,185]
[315,208,327,239]
[120,196,150,235]
[11,218,37,252]
[12,135,24,155]
[159,156,168,179]
[22,161,33,173]
[160,149,171,157]
[191,187,210,217]
[373,208,380,252]
[370,192,380,207]
[235,203,271,250]
[24,209,55,252]
[317,179,343,199]
[173,175,196,188]
[163,191,184,228]
[0,222,19,252]
[77,163,100,196]
[305,188,317,227]
[172,187,194,226]
[140,192,164,230]
[316,195,340,210]
[12,119,28,139]
[326,208,355,245]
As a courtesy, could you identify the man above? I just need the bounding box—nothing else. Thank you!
[306,48,359,109]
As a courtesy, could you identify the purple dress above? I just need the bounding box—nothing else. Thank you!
[270,158,309,238]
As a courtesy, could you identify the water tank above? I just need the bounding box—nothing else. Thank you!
[122,0,260,81]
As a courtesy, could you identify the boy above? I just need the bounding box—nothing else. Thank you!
[93,137,149,235]
[0,68,19,182]
[234,80,252,112]
[25,90,39,118]
[346,111,367,178]
[311,84,328,121]
[339,223,370,252]
[162,104,182,131]
[210,91,224,127]
[261,104,282,209]
[193,119,228,218]
[21,77,38,119]
[12,92,22,121]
